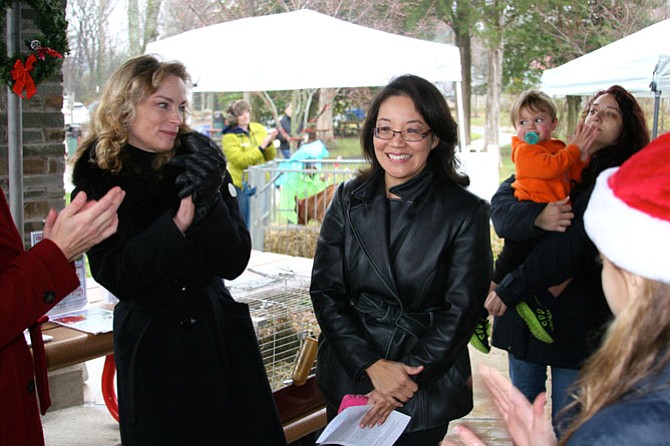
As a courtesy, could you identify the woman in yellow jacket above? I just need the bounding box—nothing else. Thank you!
[222,99,277,226]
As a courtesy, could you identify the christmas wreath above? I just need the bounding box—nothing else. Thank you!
[0,0,69,99]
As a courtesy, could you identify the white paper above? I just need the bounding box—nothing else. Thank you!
[316,406,410,446]
[50,307,114,334]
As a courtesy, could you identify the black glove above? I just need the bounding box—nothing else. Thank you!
[169,132,227,224]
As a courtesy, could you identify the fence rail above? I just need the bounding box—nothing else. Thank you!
[247,159,367,256]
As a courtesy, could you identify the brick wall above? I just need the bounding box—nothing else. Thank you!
[0,2,67,247]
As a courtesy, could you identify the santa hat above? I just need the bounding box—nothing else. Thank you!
[585,131,670,284]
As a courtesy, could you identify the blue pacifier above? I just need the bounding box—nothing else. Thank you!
[524,132,539,144]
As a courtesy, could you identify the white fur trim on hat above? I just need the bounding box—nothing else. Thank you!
[585,167,670,284]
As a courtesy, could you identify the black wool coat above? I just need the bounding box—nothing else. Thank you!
[310,167,492,433]
[72,143,286,446]
[491,176,612,369]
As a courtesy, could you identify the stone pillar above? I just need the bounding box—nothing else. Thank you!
[1,1,84,410]
[1,1,67,248]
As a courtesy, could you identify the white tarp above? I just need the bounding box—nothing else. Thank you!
[540,19,670,97]
[145,9,462,92]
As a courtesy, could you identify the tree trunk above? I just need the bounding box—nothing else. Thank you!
[453,9,472,146]
[141,0,162,54]
[128,0,140,56]
[316,88,336,141]
[566,95,582,138]
[484,44,503,149]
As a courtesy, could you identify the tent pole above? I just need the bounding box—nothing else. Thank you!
[455,80,467,152]
[651,85,661,140]
[6,2,24,239]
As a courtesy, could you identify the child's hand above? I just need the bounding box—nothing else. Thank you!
[569,122,598,160]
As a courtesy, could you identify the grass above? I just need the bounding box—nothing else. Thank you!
[325,137,363,159]
[499,143,514,181]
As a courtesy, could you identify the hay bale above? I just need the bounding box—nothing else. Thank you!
[490,223,504,260]
[264,227,320,258]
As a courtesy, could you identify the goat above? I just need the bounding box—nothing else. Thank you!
[296,184,337,225]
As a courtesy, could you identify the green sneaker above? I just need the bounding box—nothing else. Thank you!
[469,317,491,354]
[516,297,554,344]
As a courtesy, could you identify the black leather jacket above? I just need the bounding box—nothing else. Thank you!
[310,167,492,432]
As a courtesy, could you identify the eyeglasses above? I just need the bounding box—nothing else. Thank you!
[373,127,432,142]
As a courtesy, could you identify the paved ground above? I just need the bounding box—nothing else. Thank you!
[41,253,522,446]
[42,346,516,446]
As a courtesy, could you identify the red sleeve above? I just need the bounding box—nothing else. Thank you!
[0,239,79,349]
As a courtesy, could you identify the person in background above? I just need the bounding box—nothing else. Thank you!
[310,74,492,445]
[0,185,124,446]
[444,130,670,446]
[222,99,278,226]
[277,103,298,159]
[71,55,286,445]
[471,90,597,352]
[485,85,650,433]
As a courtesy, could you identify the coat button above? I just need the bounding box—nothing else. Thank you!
[43,291,56,304]
[27,380,35,393]
[170,278,188,293]
[180,317,197,329]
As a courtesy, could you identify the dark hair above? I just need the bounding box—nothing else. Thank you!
[226,99,250,126]
[575,85,650,191]
[358,75,468,186]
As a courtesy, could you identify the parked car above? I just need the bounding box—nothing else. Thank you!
[62,101,90,125]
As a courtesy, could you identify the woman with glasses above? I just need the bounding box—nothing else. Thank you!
[310,74,493,445]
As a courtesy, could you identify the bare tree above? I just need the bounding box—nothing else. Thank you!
[128,0,163,55]
[128,0,139,55]
[479,0,510,149]
[429,0,476,146]
[63,0,116,103]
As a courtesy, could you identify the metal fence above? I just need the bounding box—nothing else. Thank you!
[228,274,317,390]
[247,159,367,256]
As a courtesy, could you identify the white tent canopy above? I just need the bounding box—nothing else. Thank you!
[540,19,670,97]
[146,9,466,148]
[145,9,462,92]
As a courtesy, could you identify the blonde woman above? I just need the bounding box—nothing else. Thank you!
[445,132,670,446]
[71,55,286,445]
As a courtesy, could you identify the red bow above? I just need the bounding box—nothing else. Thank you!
[11,55,37,99]
[36,46,63,61]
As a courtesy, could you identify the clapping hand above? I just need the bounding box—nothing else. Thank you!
[169,132,227,225]
[442,366,557,446]
[46,187,125,261]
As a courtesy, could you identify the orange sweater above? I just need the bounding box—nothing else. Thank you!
[511,136,587,202]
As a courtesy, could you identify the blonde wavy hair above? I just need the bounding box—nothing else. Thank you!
[73,54,191,173]
[560,272,670,443]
